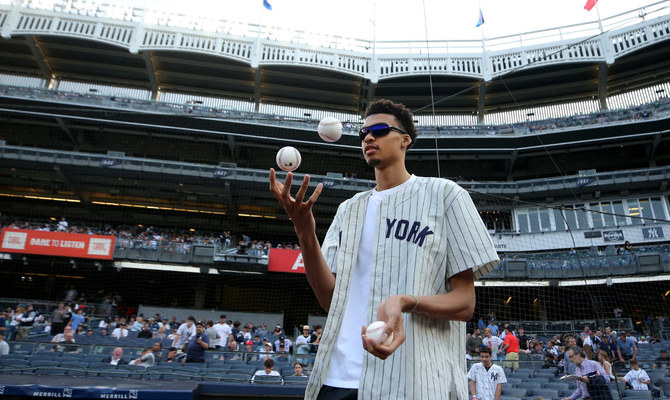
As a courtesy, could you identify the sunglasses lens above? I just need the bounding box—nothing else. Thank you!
[359,124,391,140]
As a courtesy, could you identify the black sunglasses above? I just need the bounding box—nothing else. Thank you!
[358,123,409,141]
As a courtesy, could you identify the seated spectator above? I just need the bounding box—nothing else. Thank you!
[103,347,128,365]
[152,342,163,363]
[292,362,308,377]
[252,358,283,383]
[51,331,78,353]
[111,323,129,339]
[51,326,74,343]
[653,350,670,369]
[275,343,290,362]
[137,323,154,339]
[622,361,650,391]
[296,325,312,354]
[598,350,615,381]
[0,332,9,356]
[542,353,557,369]
[130,347,155,367]
[164,347,184,363]
[155,326,167,340]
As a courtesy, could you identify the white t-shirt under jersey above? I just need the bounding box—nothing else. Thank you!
[323,176,416,389]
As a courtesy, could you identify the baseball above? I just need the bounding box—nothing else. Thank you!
[276,146,301,172]
[318,117,343,142]
[365,321,394,346]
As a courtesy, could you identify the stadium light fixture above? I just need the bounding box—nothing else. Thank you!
[664,290,670,297]
[505,296,512,304]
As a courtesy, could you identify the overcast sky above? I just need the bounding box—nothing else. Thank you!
[148,0,667,42]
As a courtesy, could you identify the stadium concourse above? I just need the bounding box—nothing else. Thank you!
[1,0,670,399]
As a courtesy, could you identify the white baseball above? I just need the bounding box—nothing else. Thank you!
[276,146,301,172]
[318,117,343,142]
[365,321,393,346]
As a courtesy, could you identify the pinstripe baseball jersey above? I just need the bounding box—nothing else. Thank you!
[467,363,507,400]
[305,176,500,400]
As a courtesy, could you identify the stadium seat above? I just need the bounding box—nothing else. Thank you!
[9,342,35,355]
[253,374,283,384]
[529,388,559,398]
[623,389,653,398]
[228,364,257,374]
[501,387,527,397]
[511,368,535,378]
[283,375,309,385]
[221,372,251,383]
[516,381,543,390]
[35,367,68,376]
[543,381,569,391]
[30,359,60,368]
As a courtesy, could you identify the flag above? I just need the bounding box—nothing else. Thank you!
[584,0,598,11]
[263,0,272,10]
[476,8,485,27]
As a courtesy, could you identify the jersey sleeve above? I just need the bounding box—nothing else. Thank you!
[445,189,500,280]
[321,200,347,274]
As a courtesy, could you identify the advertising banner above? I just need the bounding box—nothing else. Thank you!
[0,228,115,260]
[267,248,305,274]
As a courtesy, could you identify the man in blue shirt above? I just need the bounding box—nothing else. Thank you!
[616,331,637,363]
[184,322,209,363]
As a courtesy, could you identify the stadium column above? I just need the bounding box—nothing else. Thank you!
[254,68,262,112]
[478,81,486,123]
[194,269,208,309]
[597,62,608,111]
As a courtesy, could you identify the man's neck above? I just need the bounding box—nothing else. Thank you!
[374,164,411,191]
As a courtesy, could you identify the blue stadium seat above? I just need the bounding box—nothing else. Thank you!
[529,388,559,398]
[623,389,653,398]
[501,387,527,397]
[221,372,251,383]
[30,359,60,368]
[253,374,283,384]
[34,367,68,376]
[284,375,309,385]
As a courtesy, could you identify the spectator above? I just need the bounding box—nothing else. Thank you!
[275,343,290,362]
[583,330,600,360]
[50,302,67,336]
[653,350,670,369]
[466,329,483,359]
[274,335,292,353]
[310,325,323,354]
[563,336,578,375]
[256,323,268,338]
[622,361,650,391]
[501,326,519,371]
[616,331,637,363]
[0,332,8,356]
[296,325,312,354]
[102,347,128,365]
[597,350,615,381]
[155,326,167,340]
[7,306,22,341]
[164,347,183,363]
[69,307,86,333]
[57,217,68,232]
[252,358,282,383]
[152,342,163,363]
[272,324,284,337]
[482,328,503,360]
[51,326,74,343]
[130,347,155,367]
[486,320,499,337]
[292,362,308,377]
[184,322,209,363]
[542,353,557,369]
[173,316,196,349]
[137,323,154,339]
[467,347,506,400]
[111,322,129,339]
[64,286,77,303]
[205,321,218,344]
[214,315,233,350]
[51,331,78,353]
[562,346,611,400]
[17,304,36,339]
[517,326,531,351]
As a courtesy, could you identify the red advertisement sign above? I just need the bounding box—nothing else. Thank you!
[0,228,115,260]
[268,248,305,274]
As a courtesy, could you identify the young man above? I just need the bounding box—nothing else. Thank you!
[269,99,499,399]
[252,358,283,383]
[467,347,506,400]
[622,361,651,391]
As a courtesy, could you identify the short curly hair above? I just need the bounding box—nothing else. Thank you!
[364,99,417,147]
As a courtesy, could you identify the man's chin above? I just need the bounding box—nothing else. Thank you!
[366,158,381,168]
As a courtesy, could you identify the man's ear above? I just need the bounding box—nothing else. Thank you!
[401,134,412,149]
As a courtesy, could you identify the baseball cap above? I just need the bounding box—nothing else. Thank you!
[279,336,285,340]
[303,325,310,330]
[588,330,594,334]
[169,347,177,352]
[245,340,253,345]
[262,337,268,341]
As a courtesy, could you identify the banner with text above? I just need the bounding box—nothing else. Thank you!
[0,228,115,260]
[268,248,305,274]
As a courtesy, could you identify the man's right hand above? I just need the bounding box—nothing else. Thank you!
[269,169,323,238]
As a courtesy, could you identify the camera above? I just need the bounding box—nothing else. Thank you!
[195,333,201,340]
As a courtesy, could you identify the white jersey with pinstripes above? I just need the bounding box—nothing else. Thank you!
[467,363,507,400]
[304,176,500,400]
